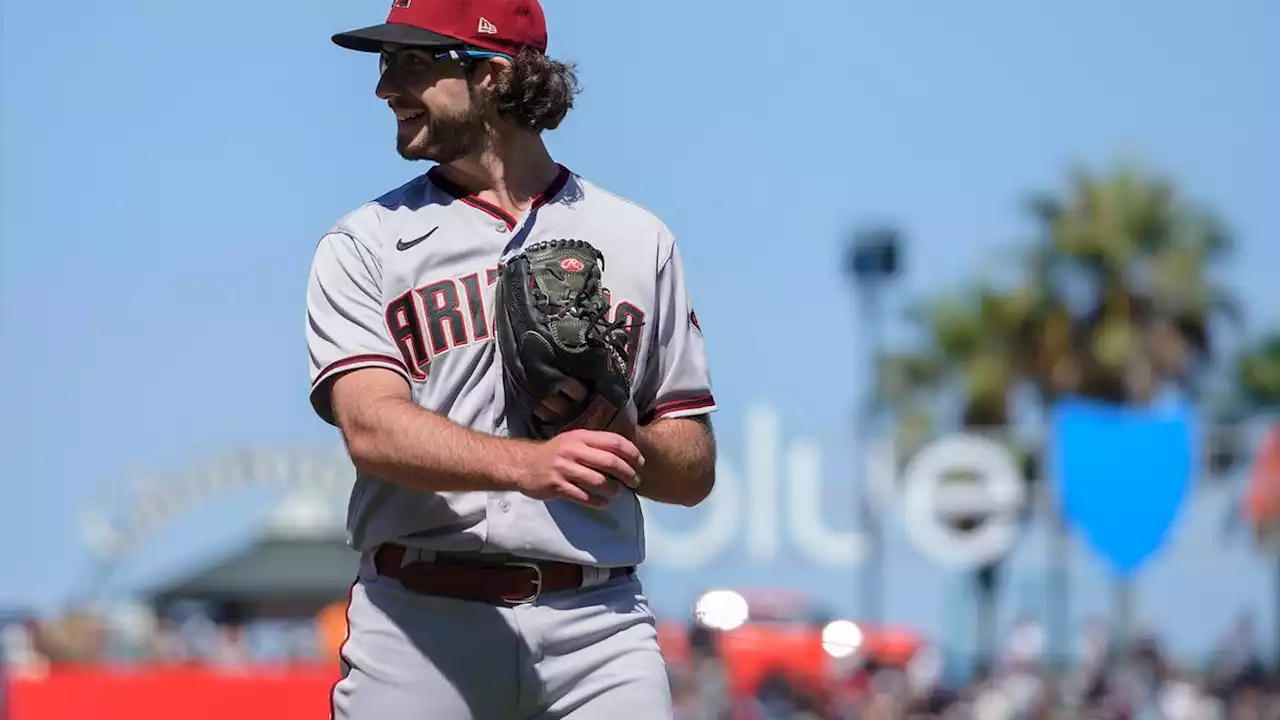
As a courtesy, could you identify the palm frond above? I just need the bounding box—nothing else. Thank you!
[889,161,1245,433]
[873,352,949,416]
[1238,333,1280,410]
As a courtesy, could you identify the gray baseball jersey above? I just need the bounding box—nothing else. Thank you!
[306,165,716,568]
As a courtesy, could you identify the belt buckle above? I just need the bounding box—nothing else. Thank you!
[502,562,543,605]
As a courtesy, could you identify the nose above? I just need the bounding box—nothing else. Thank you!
[375,69,399,101]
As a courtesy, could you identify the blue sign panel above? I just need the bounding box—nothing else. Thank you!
[1050,397,1197,577]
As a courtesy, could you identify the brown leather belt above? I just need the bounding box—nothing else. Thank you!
[373,544,634,606]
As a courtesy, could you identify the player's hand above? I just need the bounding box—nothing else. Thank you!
[517,429,644,509]
[536,379,638,441]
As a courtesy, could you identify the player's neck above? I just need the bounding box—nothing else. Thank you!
[436,133,560,218]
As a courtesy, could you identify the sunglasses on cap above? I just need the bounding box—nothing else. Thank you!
[378,46,514,76]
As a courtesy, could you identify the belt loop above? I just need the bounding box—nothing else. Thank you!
[581,566,610,588]
[360,549,381,579]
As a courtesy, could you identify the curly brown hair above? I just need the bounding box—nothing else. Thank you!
[487,47,581,133]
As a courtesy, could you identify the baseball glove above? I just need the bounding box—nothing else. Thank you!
[495,239,633,440]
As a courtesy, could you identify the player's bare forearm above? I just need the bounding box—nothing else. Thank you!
[632,416,716,507]
[331,368,531,493]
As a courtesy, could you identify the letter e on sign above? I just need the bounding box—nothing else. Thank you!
[899,434,1025,568]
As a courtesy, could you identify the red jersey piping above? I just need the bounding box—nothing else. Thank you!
[427,164,571,230]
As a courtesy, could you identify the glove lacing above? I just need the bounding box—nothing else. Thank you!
[570,291,634,378]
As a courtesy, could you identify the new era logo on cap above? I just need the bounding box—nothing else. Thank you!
[478,17,497,34]
[393,0,410,7]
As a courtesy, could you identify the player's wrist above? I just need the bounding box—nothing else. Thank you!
[488,437,539,492]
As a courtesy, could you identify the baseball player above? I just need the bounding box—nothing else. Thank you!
[307,1,718,718]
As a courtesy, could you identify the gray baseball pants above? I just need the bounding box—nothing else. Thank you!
[330,550,674,720]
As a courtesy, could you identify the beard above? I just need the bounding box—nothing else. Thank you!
[397,99,488,164]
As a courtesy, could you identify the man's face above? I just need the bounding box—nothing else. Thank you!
[375,46,488,163]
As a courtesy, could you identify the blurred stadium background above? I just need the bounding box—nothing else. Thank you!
[3,0,1278,719]
[4,400,1277,719]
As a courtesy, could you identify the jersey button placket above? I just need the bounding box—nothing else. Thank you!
[483,492,515,552]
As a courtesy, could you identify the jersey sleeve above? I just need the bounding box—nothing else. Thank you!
[634,236,718,425]
[306,231,412,426]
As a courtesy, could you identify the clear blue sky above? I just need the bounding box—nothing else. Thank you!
[2,0,1278,655]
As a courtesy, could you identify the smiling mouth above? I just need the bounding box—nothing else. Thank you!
[395,110,426,122]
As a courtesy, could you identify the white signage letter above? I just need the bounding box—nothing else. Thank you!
[745,405,781,564]
[786,439,868,567]
[899,434,1025,568]
[644,456,742,569]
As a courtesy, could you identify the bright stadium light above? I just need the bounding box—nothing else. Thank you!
[693,590,749,631]
[821,619,864,658]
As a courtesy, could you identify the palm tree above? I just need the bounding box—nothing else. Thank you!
[877,161,1240,666]
[877,284,1040,663]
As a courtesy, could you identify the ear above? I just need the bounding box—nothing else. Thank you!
[470,56,511,91]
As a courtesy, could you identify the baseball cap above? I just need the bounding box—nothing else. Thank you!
[332,0,548,56]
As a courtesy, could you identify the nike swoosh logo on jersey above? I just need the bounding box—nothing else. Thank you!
[396,227,438,251]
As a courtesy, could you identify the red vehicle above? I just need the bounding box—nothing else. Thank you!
[658,588,926,704]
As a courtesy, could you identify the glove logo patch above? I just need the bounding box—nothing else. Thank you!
[559,257,585,273]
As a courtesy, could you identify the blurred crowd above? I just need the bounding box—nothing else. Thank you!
[2,605,1277,719]
[0,603,328,674]
[666,617,1280,720]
